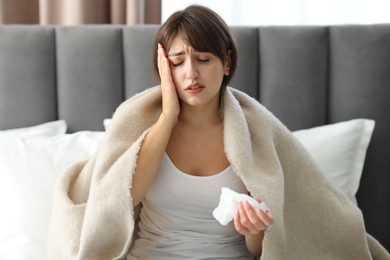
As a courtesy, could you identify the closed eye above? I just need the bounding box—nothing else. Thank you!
[172,61,184,67]
[197,59,209,63]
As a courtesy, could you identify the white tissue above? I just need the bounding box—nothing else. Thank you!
[213,187,270,226]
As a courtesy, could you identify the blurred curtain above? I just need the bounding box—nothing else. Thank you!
[0,0,161,25]
[162,0,390,25]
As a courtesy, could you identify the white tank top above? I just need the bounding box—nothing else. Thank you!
[129,153,252,259]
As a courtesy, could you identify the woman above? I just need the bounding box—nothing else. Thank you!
[48,4,389,260]
[129,5,273,259]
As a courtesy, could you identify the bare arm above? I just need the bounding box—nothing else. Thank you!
[131,44,180,207]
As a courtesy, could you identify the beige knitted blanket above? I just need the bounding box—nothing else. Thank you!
[48,86,390,260]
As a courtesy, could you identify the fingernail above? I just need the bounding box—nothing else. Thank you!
[263,209,272,218]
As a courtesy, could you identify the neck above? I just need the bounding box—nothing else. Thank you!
[178,100,222,128]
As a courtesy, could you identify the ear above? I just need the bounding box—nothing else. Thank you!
[224,50,232,76]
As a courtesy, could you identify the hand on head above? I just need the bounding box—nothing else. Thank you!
[157,43,180,123]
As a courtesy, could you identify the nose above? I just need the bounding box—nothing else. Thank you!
[185,59,199,80]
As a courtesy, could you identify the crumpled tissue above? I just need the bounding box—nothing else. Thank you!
[213,187,270,226]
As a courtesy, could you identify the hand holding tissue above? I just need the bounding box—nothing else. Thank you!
[213,187,270,226]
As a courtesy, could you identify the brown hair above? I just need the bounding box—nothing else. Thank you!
[153,5,238,91]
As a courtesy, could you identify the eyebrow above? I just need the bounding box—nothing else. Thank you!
[168,49,205,57]
[168,51,185,57]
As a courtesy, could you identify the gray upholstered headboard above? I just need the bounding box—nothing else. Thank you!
[0,24,389,251]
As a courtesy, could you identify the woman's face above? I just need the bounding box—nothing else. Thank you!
[167,32,230,108]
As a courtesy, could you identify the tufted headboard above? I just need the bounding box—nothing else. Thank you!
[0,24,389,251]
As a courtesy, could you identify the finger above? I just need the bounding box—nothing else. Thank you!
[238,202,258,233]
[234,205,250,235]
[157,44,170,76]
[242,201,267,232]
[157,43,163,69]
[250,195,273,222]
[157,44,167,72]
[158,43,167,57]
[256,208,274,227]
[242,201,259,223]
[157,44,172,87]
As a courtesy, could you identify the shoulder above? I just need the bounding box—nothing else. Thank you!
[223,86,291,139]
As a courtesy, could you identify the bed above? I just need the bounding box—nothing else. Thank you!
[0,24,389,259]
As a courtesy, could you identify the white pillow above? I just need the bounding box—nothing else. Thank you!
[0,131,104,260]
[103,118,112,131]
[293,118,375,204]
[0,120,66,137]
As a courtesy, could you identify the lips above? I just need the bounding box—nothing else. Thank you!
[185,83,205,91]
[184,83,205,95]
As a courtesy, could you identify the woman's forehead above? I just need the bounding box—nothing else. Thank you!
[168,34,191,51]
[168,31,212,54]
